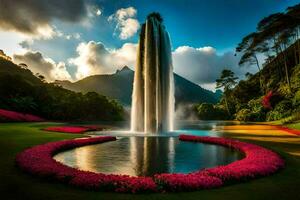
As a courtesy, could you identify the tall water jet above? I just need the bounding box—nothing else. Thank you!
[131,13,175,133]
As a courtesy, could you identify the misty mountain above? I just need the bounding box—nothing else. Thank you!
[55,66,221,106]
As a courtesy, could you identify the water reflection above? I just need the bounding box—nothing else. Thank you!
[54,137,242,176]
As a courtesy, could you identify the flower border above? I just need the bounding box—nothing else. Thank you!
[15,135,284,193]
[0,108,44,122]
[43,125,111,134]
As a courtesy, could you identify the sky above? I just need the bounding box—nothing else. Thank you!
[0,0,299,91]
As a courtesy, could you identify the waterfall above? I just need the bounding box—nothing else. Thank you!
[131,13,175,133]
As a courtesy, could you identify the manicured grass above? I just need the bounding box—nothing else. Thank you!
[1,122,300,200]
[287,121,300,130]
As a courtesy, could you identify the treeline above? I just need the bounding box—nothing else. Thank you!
[0,58,124,121]
[195,3,300,122]
[236,3,300,93]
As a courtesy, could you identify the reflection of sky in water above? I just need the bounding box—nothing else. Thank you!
[54,135,243,176]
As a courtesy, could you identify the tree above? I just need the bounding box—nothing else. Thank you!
[18,63,28,69]
[254,10,300,92]
[245,72,253,80]
[236,32,268,93]
[216,69,238,115]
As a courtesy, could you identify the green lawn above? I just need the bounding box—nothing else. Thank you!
[287,121,300,130]
[1,122,300,200]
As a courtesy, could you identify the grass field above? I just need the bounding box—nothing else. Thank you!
[287,122,300,130]
[1,122,300,200]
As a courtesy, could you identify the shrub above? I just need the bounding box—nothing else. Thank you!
[293,90,300,107]
[262,91,273,109]
[266,100,293,121]
[195,103,228,120]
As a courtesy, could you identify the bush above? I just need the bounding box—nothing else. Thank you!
[266,100,293,121]
[235,109,252,121]
[195,103,229,120]
[293,90,300,107]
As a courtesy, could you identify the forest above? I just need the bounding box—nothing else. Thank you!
[0,58,124,121]
[195,3,300,122]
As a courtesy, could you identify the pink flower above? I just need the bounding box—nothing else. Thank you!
[262,91,273,109]
[15,135,284,193]
[179,135,285,183]
[43,125,110,134]
[43,126,91,134]
[0,109,44,122]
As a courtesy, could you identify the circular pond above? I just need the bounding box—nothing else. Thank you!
[54,136,243,176]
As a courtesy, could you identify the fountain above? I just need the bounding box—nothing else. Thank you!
[131,13,175,133]
[52,13,243,180]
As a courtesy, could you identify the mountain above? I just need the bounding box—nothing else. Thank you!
[0,57,124,121]
[56,66,220,105]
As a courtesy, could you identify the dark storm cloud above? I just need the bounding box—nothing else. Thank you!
[0,0,88,35]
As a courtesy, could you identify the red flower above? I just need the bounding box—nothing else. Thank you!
[43,126,91,134]
[179,135,284,183]
[262,91,273,109]
[43,125,109,134]
[15,135,284,193]
[0,109,44,122]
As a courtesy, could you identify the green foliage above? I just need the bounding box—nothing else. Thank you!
[195,103,229,120]
[235,98,266,122]
[266,100,293,121]
[235,109,252,121]
[293,90,300,107]
[0,58,124,121]
[291,64,300,90]
[216,69,238,91]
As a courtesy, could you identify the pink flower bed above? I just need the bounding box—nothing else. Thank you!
[15,136,157,193]
[43,125,110,134]
[43,126,92,134]
[0,109,44,122]
[15,135,284,193]
[179,135,285,183]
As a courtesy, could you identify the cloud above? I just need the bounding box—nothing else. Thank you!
[0,0,89,38]
[108,7,140,40]
[69,41,255,89]
[172,46,256,88]
[13,51,72,81]
[69,41,137,79]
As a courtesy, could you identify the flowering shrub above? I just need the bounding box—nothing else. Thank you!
[262,91,273,109]
[43,126,92,134]
[0,109,44,122]
[43,125,110,134]
[15,135,284,193]
[179,135,285,183]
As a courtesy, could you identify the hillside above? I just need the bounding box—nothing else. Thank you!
[219,40,300,122]
[0,58,124,121]
[56,66,220,105]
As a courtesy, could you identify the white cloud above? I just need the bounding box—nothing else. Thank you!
[13,51,72,81]
[108,7,140,40]
[172,45,256,88]
[69,41,137,80]
[68,41,255,90]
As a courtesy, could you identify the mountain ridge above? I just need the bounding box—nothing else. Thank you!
[55,66,221,105]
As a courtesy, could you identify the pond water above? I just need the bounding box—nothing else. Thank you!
[54,121,243,176]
